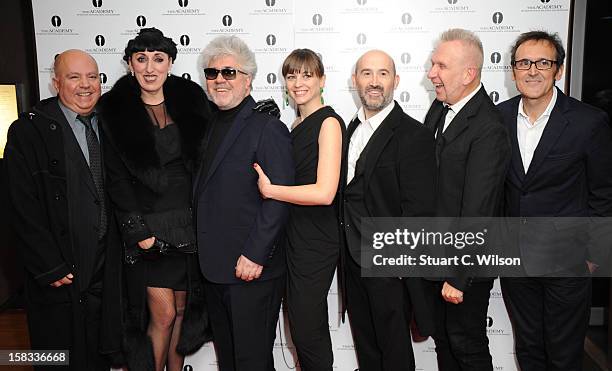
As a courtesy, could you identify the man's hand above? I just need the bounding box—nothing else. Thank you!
[138,237,156,250]
[252,98,280,119]
[441,281,464,304]
[235,255,263,282]
[50,273,74,287]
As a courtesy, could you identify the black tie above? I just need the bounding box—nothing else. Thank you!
[434,105,450,166]
[77,114,107,239]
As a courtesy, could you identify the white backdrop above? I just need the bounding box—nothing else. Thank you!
[31,1,572,370]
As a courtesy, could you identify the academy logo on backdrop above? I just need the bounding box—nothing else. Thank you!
[480,11,518,32]
[51,15,61,27]
[136,15,146,27]
[222,15,233,26]
[86,34,117,54]
[180,35,190,46]
[432,0,472,13]
[99,73,107,84]
[523,0,566,12]
[78,0,118,16]
[489,91,500,103]
[38,15,76,35]
[401,13,412,25]
[400,91,410,103]
[356,33,367,45]
[254,72,282,93]
[250,0,289,14]
[267,73,277,84]
[206,13,245,34]
[182,73,191,80]
[177,34,201,54]
[390,12,424,33]
[399,90,424,110]
[401,53,411,64]
[163,0,203,15]
[492,12,503,24]
[483,51,511,72]
[486,315,508,336]
[266,34,276,46]
[341,0,381,14]
[312,13,323,25]
[95,35,105,46]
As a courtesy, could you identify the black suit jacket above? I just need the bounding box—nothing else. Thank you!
[424,86,511,290]
[341,101,437,335]
[194,96,294,284]
[498,88,612,273]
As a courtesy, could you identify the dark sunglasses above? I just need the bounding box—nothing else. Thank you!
[203,67,248,80]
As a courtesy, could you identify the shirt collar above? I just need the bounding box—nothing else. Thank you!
[58,99,97,124]
[356,100,396,131]
[518,87,557,123]
[448,83,481,114]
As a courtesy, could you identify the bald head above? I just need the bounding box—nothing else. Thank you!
[352,49,399,119]
[52,49,101,115]
[355,49,396,76]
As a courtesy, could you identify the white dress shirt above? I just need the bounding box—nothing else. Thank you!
[516,87,557,172]
[437,84,482,137]
[346,102,396,184]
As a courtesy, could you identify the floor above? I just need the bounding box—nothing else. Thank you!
[0,309,607,371]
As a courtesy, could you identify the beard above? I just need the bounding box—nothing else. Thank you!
[358,85,393,112]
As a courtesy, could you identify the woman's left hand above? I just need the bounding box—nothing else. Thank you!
[253,163,271,199]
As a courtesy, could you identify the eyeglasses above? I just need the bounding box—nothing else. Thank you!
[203,67,248,80]
[513,59,557,70]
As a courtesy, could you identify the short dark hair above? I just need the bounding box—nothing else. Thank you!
[510,31,565,67]
[281,48,324,78]
[123,27,177,62]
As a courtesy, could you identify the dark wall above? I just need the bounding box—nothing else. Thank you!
[0,0,37,307]
[582,1,612,121]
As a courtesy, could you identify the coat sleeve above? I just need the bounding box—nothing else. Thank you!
[4,119,72,286]
[101,129,152,246]
[242,118,295,265]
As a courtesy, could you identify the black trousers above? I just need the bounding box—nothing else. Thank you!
[424,280,493,371]
[501,277,591,371]
[286,242,337,371]
[345,257,415,371]
[204,276,284,371]
[26,287,107,371]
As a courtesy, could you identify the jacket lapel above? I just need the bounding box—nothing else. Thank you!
[200,96,256,189]
[41,100,98,197]
[362,102,402,192]
[523,90,569,185]
[504,98,526,183]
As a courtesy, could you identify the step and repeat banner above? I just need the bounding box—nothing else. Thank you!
[32,0,572,370]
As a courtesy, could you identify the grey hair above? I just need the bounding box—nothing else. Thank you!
[201,35,257,79]
[437,28,484,71]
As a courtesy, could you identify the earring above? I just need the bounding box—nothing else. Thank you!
[320,87,324,105]
[168,71,171,77]
[284,89,289,107]
[130,70,134,77]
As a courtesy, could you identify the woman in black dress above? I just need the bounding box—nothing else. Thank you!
[253,49,344,371]
[98,28,210,371]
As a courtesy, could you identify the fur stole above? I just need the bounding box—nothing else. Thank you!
[98,75,210,192]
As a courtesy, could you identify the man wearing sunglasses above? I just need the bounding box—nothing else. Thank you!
[498,31,612,371]
[193,35,294,371]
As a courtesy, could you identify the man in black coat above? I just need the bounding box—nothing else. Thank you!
[342,49,436,371]
[422,29,511,371]
[498,31,612,371]
[193,36,294,371]
[4,49,121,370]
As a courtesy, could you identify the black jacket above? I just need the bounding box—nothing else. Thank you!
[4,97,123,368]
[98,74,212,369]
